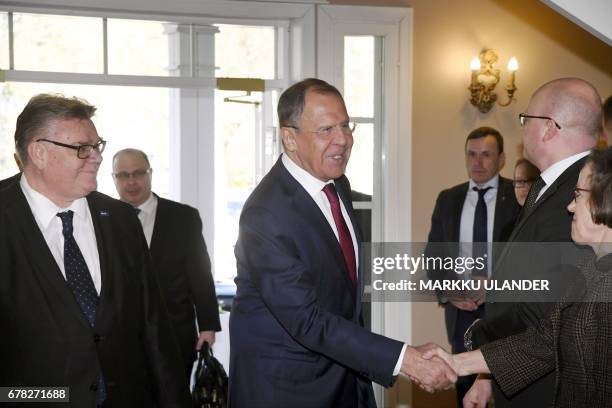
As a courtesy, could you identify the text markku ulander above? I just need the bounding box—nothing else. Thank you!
[372,279,550,292]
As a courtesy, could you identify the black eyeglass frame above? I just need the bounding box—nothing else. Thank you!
[112,168,153,181]
[518,113,562,130]
[512,178,536,188]
[36,138,107,159]
[573,187,591,203]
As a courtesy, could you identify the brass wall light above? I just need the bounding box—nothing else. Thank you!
[468,49,518,113]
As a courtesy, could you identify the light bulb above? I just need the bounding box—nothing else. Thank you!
[470,57,481,71]
[507,57,518,71]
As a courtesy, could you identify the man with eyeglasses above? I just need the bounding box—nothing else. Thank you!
[424,126,520,407]
[464,78,602,408]
[0,94,191,407]
[112,148,221,377]
[228,78,456,408]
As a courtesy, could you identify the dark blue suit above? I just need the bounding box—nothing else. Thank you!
[229,157,403,408]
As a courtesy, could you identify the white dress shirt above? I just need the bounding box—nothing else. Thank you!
[136,193,158,247]
[20,175,102,294]
[281,154,406,376]
[537,151,590,201]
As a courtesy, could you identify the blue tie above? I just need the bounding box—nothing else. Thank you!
[56,211,105,402]
[472,187,491,277]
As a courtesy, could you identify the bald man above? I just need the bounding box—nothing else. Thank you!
[464,78,602,408]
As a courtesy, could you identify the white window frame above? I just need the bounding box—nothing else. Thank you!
[317,5,413,404]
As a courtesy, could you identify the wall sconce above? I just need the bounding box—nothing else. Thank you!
[468,49,518,113]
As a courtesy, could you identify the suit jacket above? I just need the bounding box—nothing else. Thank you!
[480,253,612,407]
[0,173,20,190]
[470,157,588,407]
[425,176,519,342]
[228,158,404,408]
[149,196,221,372]
[0,182,191,408]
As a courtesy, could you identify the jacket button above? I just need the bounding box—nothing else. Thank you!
[93,334,104,342]
[89,383,98,391]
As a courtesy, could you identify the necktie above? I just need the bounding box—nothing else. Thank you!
[133,207,141,215]
[522,176,546,211]
[57,211,99,325]
[472,187,491,277]
[322,184,357,286]
[56,211,105,402]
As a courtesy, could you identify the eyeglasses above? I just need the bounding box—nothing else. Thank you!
[37,138,106,159]
[112,168,152,181]
[283,121,357,138]
[573,187,591,202]
[518,113,562,130]
[513,179,535,188]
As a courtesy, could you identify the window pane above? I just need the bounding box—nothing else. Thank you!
[13,13,102,73]
[0,82,171,198]
[215,24,275,79]
[107,19,170,76]
[344,36,374,118]
[0,13,8,69]
[345,123,373,197]
[215,90,261,281]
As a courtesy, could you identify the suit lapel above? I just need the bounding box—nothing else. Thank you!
[149,194,166,256]
[451,184,468,242]
[276,162,357,302]
[509,157,585,242]
[492,177,513,241]
[5,184,92,329]
[86,193,114,329]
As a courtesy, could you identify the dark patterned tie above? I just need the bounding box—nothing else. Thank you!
[522,176,546,211]
[56,211,105,402]
[472,187,492,277]
[322,184,357,286]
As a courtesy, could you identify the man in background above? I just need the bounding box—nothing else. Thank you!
[426,126,519,406]
[113,148,221,375]
[0,94,190,407]
[465,78,602,407]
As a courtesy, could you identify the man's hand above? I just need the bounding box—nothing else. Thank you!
[463,374,493,408]
[401,343,457,393]
[195,330,216,351]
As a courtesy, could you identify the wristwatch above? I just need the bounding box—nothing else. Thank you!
[464,318,481,351]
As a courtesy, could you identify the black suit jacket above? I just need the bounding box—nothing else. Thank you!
[471,157,587,407]
[0,182,191,408]
[426,176,519,342]
[229,158,404,408]
[149,196,221,372]
[0,173,20,190]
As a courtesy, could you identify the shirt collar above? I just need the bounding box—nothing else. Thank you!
[137,192,157,215]
[541,151,590,188]
[282,153,332,198]
[20,173,88,230]
[468,174,499,191]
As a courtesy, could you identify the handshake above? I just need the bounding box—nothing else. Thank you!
[399,343,489,394]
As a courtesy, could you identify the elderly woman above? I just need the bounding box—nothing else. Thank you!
[513,158,540,207]
[425,148,612,407]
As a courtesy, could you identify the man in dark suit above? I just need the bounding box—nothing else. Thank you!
[463,78,602,407]
[0,94,191,407]
[112,148,221,376]
[0,172,20,190]
[426,126,519,406]
[229,78,456,408]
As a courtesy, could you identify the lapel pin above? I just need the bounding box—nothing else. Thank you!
[99,210,110,217]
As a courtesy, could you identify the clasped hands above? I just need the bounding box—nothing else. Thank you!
[401,343,486,393]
